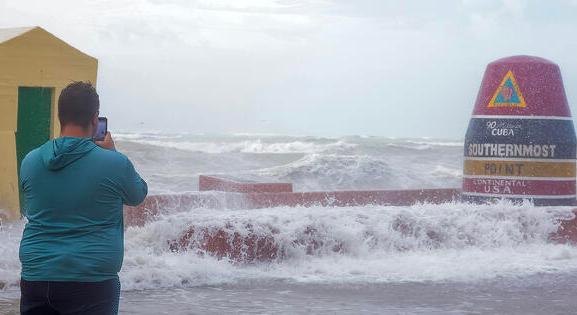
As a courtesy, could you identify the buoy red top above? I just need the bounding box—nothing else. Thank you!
[472,55,571,117]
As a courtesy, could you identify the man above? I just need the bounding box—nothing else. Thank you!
[19,82,148,314]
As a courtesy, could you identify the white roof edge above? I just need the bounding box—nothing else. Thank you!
[0,26,37,44]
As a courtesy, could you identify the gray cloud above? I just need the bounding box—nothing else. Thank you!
[1,0,576,137]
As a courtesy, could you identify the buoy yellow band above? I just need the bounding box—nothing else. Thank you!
[463,160,576,177]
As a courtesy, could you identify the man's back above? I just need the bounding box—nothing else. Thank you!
[19,136,147,282]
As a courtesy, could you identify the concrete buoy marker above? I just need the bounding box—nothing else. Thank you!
[463,55,576,205]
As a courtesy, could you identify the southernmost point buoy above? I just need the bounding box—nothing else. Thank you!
[463,56,577,205]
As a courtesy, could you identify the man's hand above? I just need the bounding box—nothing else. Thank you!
[95,132,116,151]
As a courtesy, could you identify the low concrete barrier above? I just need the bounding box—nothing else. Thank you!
[124,187,461,226]
[124,176,577,262]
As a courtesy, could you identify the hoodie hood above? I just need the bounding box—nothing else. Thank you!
[41,137,97,170]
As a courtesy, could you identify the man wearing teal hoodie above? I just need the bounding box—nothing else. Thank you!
[19,82,148,315]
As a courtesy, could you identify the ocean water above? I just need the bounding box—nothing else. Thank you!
[1,133,577,314]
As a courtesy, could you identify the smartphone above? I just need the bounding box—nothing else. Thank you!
[93,117,108,141]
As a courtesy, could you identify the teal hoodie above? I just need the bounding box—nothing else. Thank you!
[19,137,147,282]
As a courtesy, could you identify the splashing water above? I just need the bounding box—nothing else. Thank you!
[4,201,575,291]
[2,134,577,315]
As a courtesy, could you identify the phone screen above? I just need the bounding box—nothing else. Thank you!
[94,117,107,141]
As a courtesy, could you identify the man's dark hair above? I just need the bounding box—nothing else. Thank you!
[58,81,100,129]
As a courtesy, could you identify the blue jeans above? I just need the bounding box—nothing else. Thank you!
[20,277,120,315]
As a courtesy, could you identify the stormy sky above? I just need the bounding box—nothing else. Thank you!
[1,0,577,138]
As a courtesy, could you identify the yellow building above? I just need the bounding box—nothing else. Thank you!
[0,26,98,220]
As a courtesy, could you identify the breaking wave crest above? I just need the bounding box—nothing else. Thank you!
[2,202,577,291]
[116,137,355,154]
[251,154,461,190]
[119,202,577,289]
[114,133,464,193]
[114,133,462,155]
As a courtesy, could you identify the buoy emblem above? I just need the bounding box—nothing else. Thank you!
[488,70,527,108]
